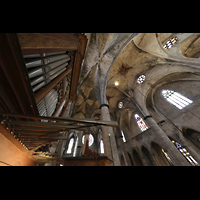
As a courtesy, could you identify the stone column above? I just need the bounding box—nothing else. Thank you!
[100,104,121,166]
[82,133,89,155]
[144,116,190,166]
[75,131,83,156]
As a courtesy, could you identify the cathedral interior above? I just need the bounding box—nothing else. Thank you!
[1,33,200,166]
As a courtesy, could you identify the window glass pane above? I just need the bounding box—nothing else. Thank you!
[67,138,74,154]
[162,90,192,109]
[100,140,104,154]
[134,114,148,132]
[82,134,94,146]
[171,139,199,166]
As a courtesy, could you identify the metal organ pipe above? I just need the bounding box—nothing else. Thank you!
[37,89,58,117]
[24,52,70,93]
[63,76,68,95]
[23,51,71,117]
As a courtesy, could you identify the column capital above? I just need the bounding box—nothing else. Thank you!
[99,104,109,109]
[144,115,152,120]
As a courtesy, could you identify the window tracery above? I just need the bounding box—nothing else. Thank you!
[82,134,94,146]
[134,114,148,132]
[163,37,177,50]
[172,140,199,166]
[137,75,145,84]
[162,89,193,110]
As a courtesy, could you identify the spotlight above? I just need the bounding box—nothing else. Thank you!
[115,81,119,86]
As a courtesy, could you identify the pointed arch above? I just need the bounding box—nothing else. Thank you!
[120,155,126,166]
[141,146,156,166]
[182,127,200,150]
[132,149,143,166]
[151,142,171,166]
[127,153,134,166]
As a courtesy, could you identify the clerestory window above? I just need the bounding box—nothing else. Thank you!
[100,140,104,154]
[121,130,126,142]
[162,89,193,110]
[163,37,177,50]
[135,114,148,132]
[172,140,199,166]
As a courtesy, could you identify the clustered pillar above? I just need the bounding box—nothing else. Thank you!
[144,116,190,166]
[100,104,121,166]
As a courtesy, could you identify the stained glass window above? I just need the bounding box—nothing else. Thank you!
[197,135,200,142]
[121,130,126,142]
[66,137,74,154]
[172,140,199,166]
[134,114,148,132]
[137,75,145,84]
[162,149,174,166]
[82,134,94,146]
[118,101,123,108]
[163,37,177,50]
[162,89,193,110]
[100,140,104,154]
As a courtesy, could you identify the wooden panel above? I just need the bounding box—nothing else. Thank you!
[70,51,83,101]
[18,33,78,54]
[0,124,27,152]
[69,34,88,101]
[0,125,38,166]
[62,156,113,166]
[0,33,38,115]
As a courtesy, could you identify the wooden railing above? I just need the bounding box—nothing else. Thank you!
[0,112,118,151]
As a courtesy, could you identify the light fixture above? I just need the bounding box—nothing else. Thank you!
[115,81,119,86]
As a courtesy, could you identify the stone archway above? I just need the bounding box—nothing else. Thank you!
[141,146,156,166]
[151,142,171,166]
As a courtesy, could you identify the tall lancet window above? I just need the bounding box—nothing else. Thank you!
[163,37,177,50]
[135,114,148,132]
[162,89,193,110]
[66,137,74,154]
[100,140,104,154]
[172,140,199,166]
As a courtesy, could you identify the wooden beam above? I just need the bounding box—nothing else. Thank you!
[1,113,119,127]
[7,121,81,129]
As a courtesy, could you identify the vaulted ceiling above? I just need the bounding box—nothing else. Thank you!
[71,33,200,129]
